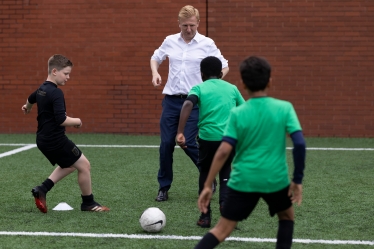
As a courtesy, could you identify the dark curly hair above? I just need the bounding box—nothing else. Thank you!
[240,56,271,92]
[200,56,222,79]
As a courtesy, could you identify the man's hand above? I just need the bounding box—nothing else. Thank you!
[288,182,303,206]
[152,73,162,87]
[176,133,186,148]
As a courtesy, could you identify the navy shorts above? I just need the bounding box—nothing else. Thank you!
[221,185,292,221]
[37,138,82,168]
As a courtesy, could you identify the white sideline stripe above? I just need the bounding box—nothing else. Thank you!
[1,144,374,151]
[0,144,37,158]
[0,232,373,245]
[78,145,160,148]
[0,143,159,148]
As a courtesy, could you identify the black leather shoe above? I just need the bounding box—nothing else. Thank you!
[155,190,168,202]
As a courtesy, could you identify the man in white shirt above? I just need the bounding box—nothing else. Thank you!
[150,5,229,202]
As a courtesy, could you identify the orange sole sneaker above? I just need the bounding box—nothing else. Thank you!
[31,187,47,213]
[81,203,110,212]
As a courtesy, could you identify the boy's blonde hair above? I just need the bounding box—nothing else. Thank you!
[178,5,200,21]
[48,54,73,74]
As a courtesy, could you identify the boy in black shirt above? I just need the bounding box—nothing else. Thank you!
[22,54,109,213]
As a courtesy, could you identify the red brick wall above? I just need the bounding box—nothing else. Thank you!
[1,0,374,137]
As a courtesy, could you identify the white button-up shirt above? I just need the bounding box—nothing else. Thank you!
[151,32,228,95]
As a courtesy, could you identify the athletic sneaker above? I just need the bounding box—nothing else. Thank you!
[197,212,211,228]
[31,186,47,213]
[81,202,110,212]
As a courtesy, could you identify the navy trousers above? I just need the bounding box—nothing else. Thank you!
[158,95,199,191]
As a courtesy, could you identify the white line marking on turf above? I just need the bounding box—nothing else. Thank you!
[1,144,374,151]
[0,232,372,245]
[78,145,160,148]
[303,147,374,151]
[0,144,37,158]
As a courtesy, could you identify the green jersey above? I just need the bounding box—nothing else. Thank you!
[189,79,245,141]
[224,97,302,193]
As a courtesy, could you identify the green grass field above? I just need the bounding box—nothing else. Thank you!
[0,134,373,249]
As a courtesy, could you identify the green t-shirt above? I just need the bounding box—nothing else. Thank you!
[224,97,302,193]
[189,79,245,141]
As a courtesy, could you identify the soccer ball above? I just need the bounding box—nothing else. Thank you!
[139,207,166,233]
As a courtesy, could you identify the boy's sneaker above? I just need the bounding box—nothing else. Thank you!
[31,186,47,213]
[197,213,211,228]
[81,202,110,212]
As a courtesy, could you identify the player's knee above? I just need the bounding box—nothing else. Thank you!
[77,158,91,173]
[161,140,176,149]
[277,207,294,221]
[84,160,91,172]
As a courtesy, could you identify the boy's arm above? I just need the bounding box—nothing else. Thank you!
[198,141,233,214]
[289,131,306,205]
[176,96,197,148]
[60,116,82,129]
[22,91,37,114]
[22,99,34,114]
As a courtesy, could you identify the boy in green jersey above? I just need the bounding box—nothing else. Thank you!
[194,56,306,249]
[176,56,245,228]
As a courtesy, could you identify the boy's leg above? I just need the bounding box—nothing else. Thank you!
[196,140,222,228]
[32,166,76,213]
[218,150,234,209]
[197,160,210,226]
[70,154,109,212]
[276,207,294,249]
[32,142,78,213]
[195,187,260,248]
[194,217,237,249]
[197,139,215,195]
[48,166,76,184]
[70,154,92,195]
[263,186,294,249]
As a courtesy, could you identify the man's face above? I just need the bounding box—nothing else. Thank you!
[178,16,199,41]
[53,66,72,86]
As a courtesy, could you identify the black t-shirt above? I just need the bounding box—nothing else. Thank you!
[28,81,67,149]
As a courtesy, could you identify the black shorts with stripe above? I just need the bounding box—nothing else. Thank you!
[221,185,292,221]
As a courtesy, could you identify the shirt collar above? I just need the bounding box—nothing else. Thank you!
[178,31,202,43]
[45,81,58,87]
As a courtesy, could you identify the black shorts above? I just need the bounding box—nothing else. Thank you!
[197,138,234,173]
[221,185,292,221]
[37,138,82,168]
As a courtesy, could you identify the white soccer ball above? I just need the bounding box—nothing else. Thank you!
[139,207,166,233]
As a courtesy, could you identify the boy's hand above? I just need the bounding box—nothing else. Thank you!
[74,120,82,129]
[198,186,213,214]
[21,105,31,114]
[175,133,186,148]
[288,182,303,206]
